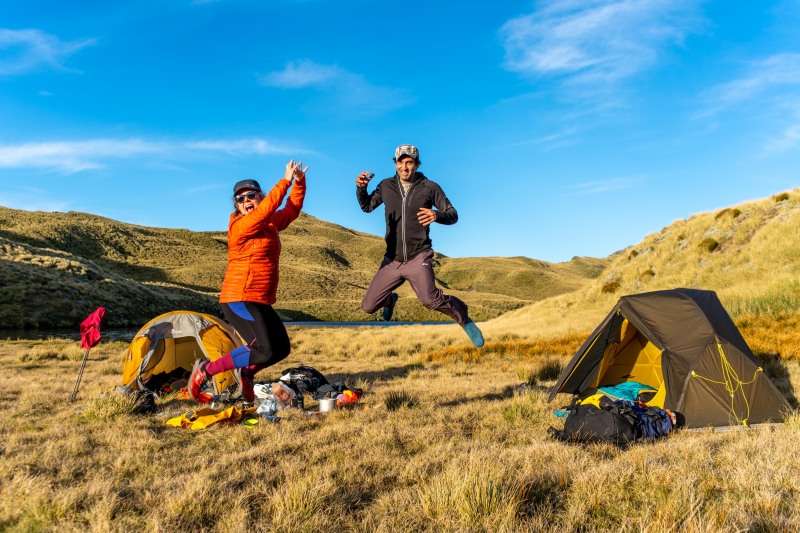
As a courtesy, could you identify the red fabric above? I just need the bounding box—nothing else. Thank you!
[80,307,106,349]
[219,178,305,305]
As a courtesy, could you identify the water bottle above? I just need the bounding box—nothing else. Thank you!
[256,394,277,417]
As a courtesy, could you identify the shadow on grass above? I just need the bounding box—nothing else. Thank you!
[756,352,799,409]
[326,363,426,385]
[436,384,521,408]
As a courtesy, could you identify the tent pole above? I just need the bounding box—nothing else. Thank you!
[70,348,91,402]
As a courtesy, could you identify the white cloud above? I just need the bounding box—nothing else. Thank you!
[186,138,296,155]
[564,176,641,195]
[185,183,225,194]
[699,54,800,153]
[0,139,165,173]
[260,59,341,88]
[500,0,704,89]
[513,129,580,151]
[701,53,800,111]
[260,59,414,115]
[0,28,96,76]
[765,124,800,154]
[0,137,304,173]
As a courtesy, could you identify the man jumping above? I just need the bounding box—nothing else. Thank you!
[355,144,484,347]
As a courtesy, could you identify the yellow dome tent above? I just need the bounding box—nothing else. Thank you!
[121,310,245,398]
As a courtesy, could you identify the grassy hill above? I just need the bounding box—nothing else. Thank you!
[0,207,606,328]
[477,188,800,357]
[284,188,800,361]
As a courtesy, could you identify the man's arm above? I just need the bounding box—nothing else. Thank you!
[356,171,383,213]
[417,182,458,227]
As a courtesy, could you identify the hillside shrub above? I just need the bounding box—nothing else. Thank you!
[638,267,656,281]
[700,237,719,252]
[601,280,620,294]
[715,208,741,220]
[773,192,790,203]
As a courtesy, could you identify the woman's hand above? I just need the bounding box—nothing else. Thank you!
[285,160,308,183]
[293,161,308,183]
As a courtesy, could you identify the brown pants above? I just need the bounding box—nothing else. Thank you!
[360,249,468,326]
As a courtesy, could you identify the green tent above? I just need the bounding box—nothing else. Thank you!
[550,288,791,428]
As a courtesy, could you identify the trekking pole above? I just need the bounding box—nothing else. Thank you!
[71,306,107,403]
[70,347,91,402]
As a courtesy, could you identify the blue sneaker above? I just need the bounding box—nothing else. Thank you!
[382,293,399,321]
[463,318,484,348]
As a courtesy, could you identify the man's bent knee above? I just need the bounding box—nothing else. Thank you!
[418,292,446,311]
[361,300,380,314]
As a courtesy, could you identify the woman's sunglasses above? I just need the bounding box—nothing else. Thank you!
[235,191,260,203]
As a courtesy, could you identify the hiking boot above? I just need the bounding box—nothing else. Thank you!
[462,318,484,348]
[188,359,209,400]
[240,374,255,403]
[382,293,399,321]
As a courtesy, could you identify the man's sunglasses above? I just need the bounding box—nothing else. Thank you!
[235,191,260,203]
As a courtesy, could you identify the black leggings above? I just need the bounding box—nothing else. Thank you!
[221,302,291,368]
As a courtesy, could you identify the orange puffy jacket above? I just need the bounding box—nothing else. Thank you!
[219,177,305,305]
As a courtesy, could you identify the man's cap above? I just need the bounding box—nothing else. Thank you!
[394,144,419,162]
[233,179,262,196]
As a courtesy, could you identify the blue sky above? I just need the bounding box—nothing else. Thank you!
[1,0,798,263]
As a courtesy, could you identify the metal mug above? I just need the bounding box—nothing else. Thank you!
[319,398,336,413]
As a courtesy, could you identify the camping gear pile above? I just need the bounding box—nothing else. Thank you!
[549,288,791,446]
[115,313,364,427]
[277,365,364,409]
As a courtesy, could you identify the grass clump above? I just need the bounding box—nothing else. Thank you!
[715,207,741,219]
[502,389,549,424]
[17,342,85,362]
[773,192,790,202]
[78,391,143,420]
[384,390,418,411]
[700,237,720,252]
[417,458,528,531]
[534,358,564,381]
[638,267,656,281]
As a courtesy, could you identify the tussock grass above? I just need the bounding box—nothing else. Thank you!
[17,341,85,362]
[417,455,528,530]
[79,391,142,420]
[1,326,799,531]
[4,189,800,530]
[385,390,418,411]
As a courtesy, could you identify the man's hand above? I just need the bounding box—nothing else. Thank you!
[417,208,437,227]
[356,171,374,187]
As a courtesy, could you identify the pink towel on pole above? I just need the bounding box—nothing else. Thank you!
[80,307,106,349]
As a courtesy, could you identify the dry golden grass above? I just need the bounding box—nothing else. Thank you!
[4,184,800,530]
[467,188,800,348]
[0,207,604,328]
[1,312,798,531]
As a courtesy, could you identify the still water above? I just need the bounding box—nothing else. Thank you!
[0,321,451,342]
